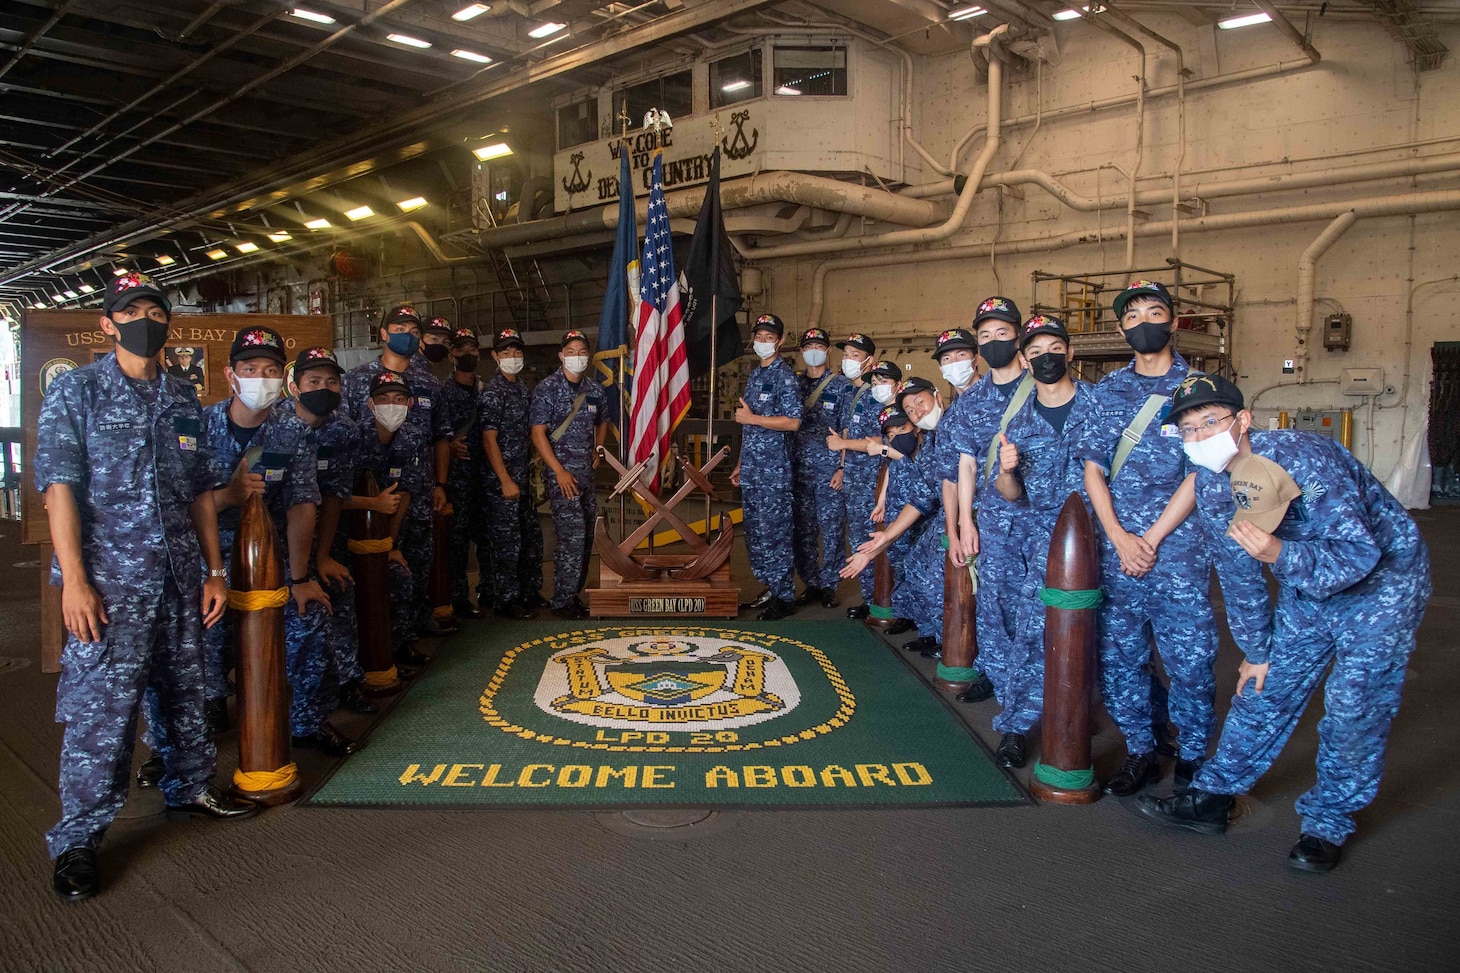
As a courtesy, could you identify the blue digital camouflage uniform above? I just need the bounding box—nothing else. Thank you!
[995,380,1098,736]
[838,383,885,601]
[529,369,606,608]
[343,355,448,641]
[478,371,543,610]
[882,453,917,590]
[890,428,959,639]
[793,371,852,592]
[355,407,432,645]
[1191,431,1431,844]
[1077,352,1217,761]
[306,409,362,689]
[35,354,224,858]
[739,358,802,602]
[941,371,1029,696]
[438,375,488,607]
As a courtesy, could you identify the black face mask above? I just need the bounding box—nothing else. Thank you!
[297,387,341,418]
[1123,322,1172,354]
[890,431,918,458]
[1029,352,1068,385]
[978,337,1019,370]
[422,342,450,363]
[110,316,169,359]
[455,354,479,373]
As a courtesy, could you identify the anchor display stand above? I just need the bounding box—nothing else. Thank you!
[585,445,739,618]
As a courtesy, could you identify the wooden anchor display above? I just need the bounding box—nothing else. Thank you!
[585,445,739,618]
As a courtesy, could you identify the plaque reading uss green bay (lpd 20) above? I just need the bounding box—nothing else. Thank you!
[306,622,1028,810]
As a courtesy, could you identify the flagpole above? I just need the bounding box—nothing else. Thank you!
[617,100,630,541]
[706,292,717,540]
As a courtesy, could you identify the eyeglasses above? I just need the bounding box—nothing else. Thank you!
[1177,413,1235,440]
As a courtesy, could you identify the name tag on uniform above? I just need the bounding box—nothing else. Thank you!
[417,396,431,407]
[172,415,201,450]
[822,400,836,411]
[1159,424,1180,437]
[758,381,772,402]
[317,459,331,471]
[389,466,402,479]
[263,467,286,482]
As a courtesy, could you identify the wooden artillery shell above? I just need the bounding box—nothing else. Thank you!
[349,472,400,696]
[1031,492,1101,805]
[231,492,301,806]
[427,505,457,631]
[866,551,896,631]
[936,545,977,692]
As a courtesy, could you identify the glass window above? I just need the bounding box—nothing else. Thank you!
[556,97,599,150]
[710,49,762,108]
[616,69,693,128]
[773,45,847,96]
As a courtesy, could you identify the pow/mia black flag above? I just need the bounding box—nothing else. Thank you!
[678,146,743,378]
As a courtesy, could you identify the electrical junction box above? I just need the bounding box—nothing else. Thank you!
[1342,367,1384,395]
[1324,312,1352,351]
[1292,409,1343,440]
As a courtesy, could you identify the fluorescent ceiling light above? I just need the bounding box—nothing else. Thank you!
[387,33,431,49]
[721,79,752,92]
[1218,11,1273,29]
[451,49,492,63]
[1052,8,1082,19]
[345,205,375,221]
[289,7,336,25]
[775,85,802,95]
[396,196,429,212]
[62,290,78,298]
[950,5,986,20]
[236,242,260,254]
[79,284,95,293]
[113,267,129,275]
[472,142,512,160]
[155,254,175,266]
[33,301,47,308]
[452,3,490,21]
[207,249,228,260]
[267,231,292,242]
[528,22,565,39]
[304,218,332,229]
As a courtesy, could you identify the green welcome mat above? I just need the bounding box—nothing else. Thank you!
[306,620,1027,810]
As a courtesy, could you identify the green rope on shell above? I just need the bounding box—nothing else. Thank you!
[1033,761,1096,789]
[936,664,979,683]
[1038,587,1105,610]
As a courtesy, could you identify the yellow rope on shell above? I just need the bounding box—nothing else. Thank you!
[233,762,298,791]
[227,587,289,611]
[348,538,394,554]
[362,666,399,687]
[432,605,455,620]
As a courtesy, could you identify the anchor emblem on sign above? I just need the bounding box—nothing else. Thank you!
[562,151,592,195]
[722,110,758,161]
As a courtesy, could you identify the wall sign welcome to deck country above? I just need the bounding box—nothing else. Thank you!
[554,109,762,209]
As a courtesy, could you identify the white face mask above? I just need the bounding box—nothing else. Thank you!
[233,376,284,412]
[563,355,589,375]
[753,341,778,361]
[914,402,943,431]
[1182,421,1240,473]
[498,357,524,375]
[940,359,976,389]
[871,383,895,404]
[841,358,864,379]
[801,348,828,368]
[373,403,409,433]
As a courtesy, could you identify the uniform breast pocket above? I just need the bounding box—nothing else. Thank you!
[316,445,335,472]
[172,414,201,453]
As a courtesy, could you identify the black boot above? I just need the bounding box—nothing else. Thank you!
[452,601,483,620]
[395,644,429,667]
[1174,757,1205,793]
[739,588,774,610]
[996,733,1026,768]
[886,618,914,635]
[52,847,98,901]
[338,680,379,715]
[820,587,840,609]
[1133,787,1235,835]
[165,786,260,822]
[904,635,937,654]
[292,721,362,757]
[846,604,870,619]
[919,642,942,659]
[1288,833,1342,873]
[956,673,995,704]
[1103,751,1160,797]
[135,753,164,789]
[756,597,797,621]
[204,698,229,735]
[794,586,822,606]
[1152,721,1179,758]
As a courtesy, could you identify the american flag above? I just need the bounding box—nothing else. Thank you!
[629,153,691,494]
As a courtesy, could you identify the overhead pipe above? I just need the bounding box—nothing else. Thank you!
[803,188,1460,329]
[1252,1,1323,64]
[0,0,83,80]
[1294,211,1357,384]
[1075,9,1147,269]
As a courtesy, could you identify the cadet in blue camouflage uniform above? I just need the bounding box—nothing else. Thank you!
[733,314,803,621]
[37,272,256,902]
[438,328,488,618]
[943,299,1030,706]
[1078,281,1218,796]
[342,305,451,668]
[836,402,918,631]
[791,328,851,608]
[829,334,882,616]
[991,315,1098,769]
[530,330,608,619]
[479,328,542,618]
[1135,374,1432,872]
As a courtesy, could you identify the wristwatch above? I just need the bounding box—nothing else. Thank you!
[290,575,310,585]
[880,445,889,457]
[208,568,227,578]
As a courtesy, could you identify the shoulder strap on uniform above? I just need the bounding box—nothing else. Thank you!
[550,390,590,443]
[984,374,1036,479]
[803,372,837,409]
[1108,393,1168,482]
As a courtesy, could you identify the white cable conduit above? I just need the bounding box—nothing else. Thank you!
[1294,212,1358,385]
[802,188,1460,329]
